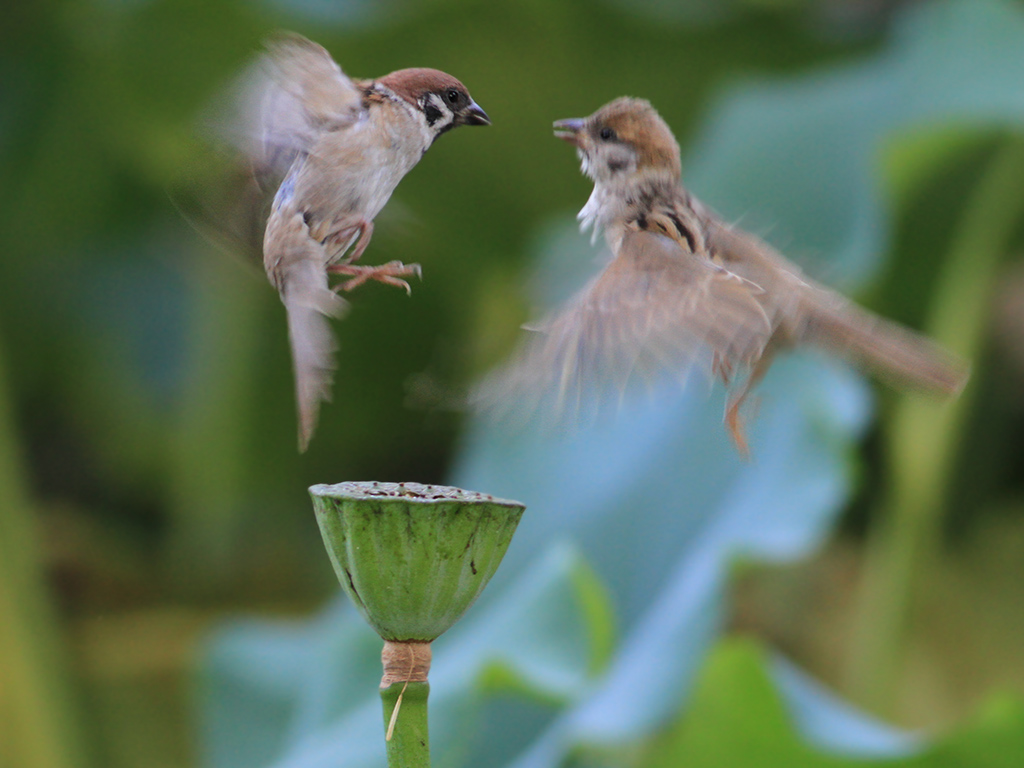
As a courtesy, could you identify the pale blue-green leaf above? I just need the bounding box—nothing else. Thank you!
[454,350,870,768]
[200,605,369,768]
[769,653,924,759]
[685,0,1024,289]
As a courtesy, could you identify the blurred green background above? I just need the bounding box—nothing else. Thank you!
[3,0,1024,767]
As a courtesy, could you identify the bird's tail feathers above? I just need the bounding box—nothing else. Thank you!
[281,262,348,451]
[804,299,968,396]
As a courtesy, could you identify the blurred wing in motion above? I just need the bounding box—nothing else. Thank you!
[478,229,775,422]
[232,33,364,182]
[706,221,970,396]
[170,145,276,265]
[174,34,365,263]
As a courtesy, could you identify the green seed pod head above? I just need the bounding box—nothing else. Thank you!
[310,482,525,642]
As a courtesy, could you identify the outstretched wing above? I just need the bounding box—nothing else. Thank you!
[177,34,365,262]
[478,229,776,421]
[706,218,968,395]
[233,32,365,181]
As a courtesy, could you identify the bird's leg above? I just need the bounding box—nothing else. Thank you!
[329,261,423,295]
[724,354,772,461]
[345,219,374,263]
[326,219,374,263]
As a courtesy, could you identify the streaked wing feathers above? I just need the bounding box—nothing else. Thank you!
[706,218,969,395]
[183,34,364,264]
[481,229,774,420]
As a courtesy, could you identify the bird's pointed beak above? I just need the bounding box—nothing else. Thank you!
[553,118,584,145]
[462,100,490,126]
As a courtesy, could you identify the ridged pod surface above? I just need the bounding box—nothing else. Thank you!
[310,481,525,642]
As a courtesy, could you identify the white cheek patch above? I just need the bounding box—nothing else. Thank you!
[601,145,636,178]
[579,146,635,184]
[422,93,454,132]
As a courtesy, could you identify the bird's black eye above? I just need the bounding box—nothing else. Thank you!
[599,126,616,141]
[445,88,461,104]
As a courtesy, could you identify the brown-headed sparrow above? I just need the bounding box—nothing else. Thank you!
[484,97,966,457]
[230,33,488,450]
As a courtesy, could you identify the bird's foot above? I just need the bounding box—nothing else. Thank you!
[723,353,771,460]
[329,260,422,295]
[724,397,751,461]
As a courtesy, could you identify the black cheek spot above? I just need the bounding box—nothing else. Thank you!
[636,214,648,230]
[608,159,628,173]
[424,103,443,126]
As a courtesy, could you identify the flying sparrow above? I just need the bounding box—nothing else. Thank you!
[484,97,966,457]
[228,33,489,450]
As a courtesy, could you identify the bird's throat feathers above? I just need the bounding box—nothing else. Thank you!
[578,171,680,246]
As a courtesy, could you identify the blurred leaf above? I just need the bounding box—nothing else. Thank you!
[456,357,871,768]
[647,638,1024,768]
[0,338,91,768]
[770,654,923,758]
[683,0,1024,289]
[847,136,1024,715]
[646,639,859,768]
[165,253,267,592]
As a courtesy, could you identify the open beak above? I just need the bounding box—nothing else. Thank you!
[553,118,584,145]
[462,101,491,126]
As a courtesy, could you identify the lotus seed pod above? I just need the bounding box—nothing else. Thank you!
[310,481,525,642]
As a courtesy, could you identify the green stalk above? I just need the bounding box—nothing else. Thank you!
[847,137,1024,716]
[0,337,89,768]
[381,681,431,768]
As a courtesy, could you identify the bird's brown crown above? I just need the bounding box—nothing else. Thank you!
[589,97,680,177]
[377,68,470,104]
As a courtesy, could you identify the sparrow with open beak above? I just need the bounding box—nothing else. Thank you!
[485,97,966,457]
[230,33,489,450]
